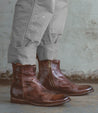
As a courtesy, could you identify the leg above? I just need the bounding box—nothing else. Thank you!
[37,0,68,60]
[8,0,70,106]
[37,0,94,96]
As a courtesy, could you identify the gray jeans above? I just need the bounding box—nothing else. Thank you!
[8,0,68,65]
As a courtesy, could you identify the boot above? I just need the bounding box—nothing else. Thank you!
[38,60,94,96]
[10,63,70,106]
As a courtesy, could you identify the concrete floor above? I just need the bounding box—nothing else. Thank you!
[0,84,98,113]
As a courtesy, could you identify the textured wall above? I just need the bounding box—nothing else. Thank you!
[0,0,17,72]
[58,0,98,78]
[0,0,98,79]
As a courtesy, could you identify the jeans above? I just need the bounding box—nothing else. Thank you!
[8,0,68,65]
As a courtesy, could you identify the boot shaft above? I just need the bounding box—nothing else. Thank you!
[12,63,36,75]
[11,63,36,98]
[38,60,60,71]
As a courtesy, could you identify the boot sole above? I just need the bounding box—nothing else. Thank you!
[11,97,71,107]
[51,88,94,96]
[68,88,94,96]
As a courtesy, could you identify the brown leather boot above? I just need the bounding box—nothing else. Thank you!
[10,63,70,106]
[38,60,94,96]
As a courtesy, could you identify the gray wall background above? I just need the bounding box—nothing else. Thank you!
[0,0,98,78]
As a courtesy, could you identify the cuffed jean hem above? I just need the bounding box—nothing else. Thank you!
[8,44,37,65]
[37,44,57,61]
[8,56,36,65]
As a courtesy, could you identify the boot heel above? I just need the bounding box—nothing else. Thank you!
[11,97,27,104]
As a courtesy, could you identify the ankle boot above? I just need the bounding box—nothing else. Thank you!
[10,63,70,106]
[38,60,94,96]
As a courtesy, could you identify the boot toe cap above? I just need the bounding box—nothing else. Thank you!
[51,94,71,102]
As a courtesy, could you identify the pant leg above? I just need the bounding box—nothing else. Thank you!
[8,0,56,65]
[37,0,68,60]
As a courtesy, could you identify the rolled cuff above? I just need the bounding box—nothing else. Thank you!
[37,44,57,61]
[8,44,37,65]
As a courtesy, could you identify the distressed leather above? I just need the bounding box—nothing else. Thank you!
[11,63,70,106]
[38,60,94,96]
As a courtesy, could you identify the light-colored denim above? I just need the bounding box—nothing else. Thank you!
[8,0,68,65]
